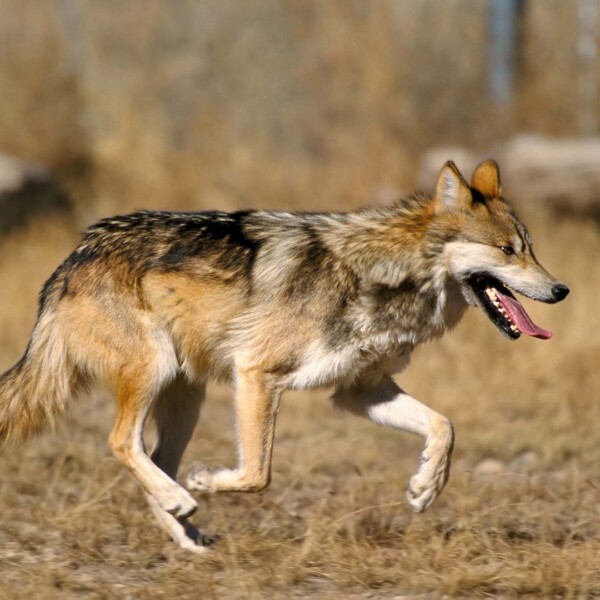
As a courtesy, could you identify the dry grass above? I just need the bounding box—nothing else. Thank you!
[0,202,597,599]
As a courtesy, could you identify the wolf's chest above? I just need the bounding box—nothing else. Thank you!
[283,286,465,390]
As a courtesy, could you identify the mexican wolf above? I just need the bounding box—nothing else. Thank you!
[0,160,569,552]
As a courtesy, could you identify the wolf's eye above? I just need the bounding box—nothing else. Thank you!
[500,246,515,255]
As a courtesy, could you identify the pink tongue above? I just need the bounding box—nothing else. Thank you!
[494,288,553,340]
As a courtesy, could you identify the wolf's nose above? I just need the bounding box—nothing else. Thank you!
[552,283,570,302]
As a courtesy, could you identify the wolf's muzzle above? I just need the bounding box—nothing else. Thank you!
[551,283,570,303]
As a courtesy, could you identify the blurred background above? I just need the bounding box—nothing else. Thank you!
[1,0,600,219]
[0,1,599,597]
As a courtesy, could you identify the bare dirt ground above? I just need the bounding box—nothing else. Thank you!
[0,208,598,599]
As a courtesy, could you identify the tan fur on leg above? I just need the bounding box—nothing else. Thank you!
[109,374,198,518]
[144,376,211,551]
[187,369,282,493]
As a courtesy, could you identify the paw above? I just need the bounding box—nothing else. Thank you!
[406,450,451,513]
[179,541,211,554]
[187,464,218,492]
[158,486,198,518]
[177,531,220,554]
[406,471,442,513]
[187,466,267,493]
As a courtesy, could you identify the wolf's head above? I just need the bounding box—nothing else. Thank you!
[433,160,569,340]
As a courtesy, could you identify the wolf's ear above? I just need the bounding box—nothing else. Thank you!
[471,159,501,198]
[434,161,472,214]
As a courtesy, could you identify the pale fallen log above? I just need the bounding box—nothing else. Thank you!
[420,135,600,208]
[0,154,71,234]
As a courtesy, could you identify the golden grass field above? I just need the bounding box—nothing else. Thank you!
[0,199,597,599]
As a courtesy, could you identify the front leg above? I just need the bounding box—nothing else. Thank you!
[332,374,454,512]
[188,369,282,493]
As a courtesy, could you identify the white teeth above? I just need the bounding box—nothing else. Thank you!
[485,286,518,332]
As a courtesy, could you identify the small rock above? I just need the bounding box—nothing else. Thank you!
[509,451,538,473]
[473,458,505,478]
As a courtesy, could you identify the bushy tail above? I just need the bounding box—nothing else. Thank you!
[0,310,85,445]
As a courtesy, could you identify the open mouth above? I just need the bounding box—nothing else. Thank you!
[467,275,552,340]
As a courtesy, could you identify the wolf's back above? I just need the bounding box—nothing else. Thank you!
[0,308,85,445]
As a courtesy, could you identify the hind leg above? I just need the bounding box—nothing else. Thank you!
[144,376,211,552]
[109,372,198,519]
